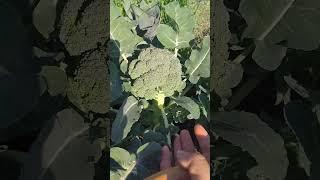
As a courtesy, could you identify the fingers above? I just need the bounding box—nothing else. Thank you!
[194,124,210,162]
[180,130,195,152]
[176,150,210,180]
[173,135,182,165]
[160,145,171,170]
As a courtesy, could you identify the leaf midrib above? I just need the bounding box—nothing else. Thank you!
[257,0,295,40]
[189,47,210,77]
[40,125,89,178]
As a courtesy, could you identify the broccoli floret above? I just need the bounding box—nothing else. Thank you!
[128,48,184,104]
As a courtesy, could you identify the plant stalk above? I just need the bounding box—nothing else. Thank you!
[181,82,194,96]
[160,106,171,147]
[174,48,178,57]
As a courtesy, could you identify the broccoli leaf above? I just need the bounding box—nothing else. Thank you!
[111,96,142,143]
[20,109,101,180]
[213,111,289,180]
[40,66,67,96]
[109,61,123,102]
[110,2,144,60]
[164,1,195,33]
[156,1,195,49]
[185,36,210,84]
[166,103,190,123]
[173,96,200,120]
[253,40,287,71]
[110,147,136,180]
[198,92,209,119]
[240,0,320,70]
[111,142,161,180]
[156,24,178,48]
[130,3,160,40]
[110,17,143,59]
[240,0,320,50]
[142,131,167,145]
[156,24,194,49]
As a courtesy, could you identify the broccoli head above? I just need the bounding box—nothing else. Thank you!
[128,48,184,104]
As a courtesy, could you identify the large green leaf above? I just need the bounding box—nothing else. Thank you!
[142,131,167,144]
[185,36,210,84]
[213,111,289,180]
[156,1,195,49]
[110,147,136,172]
[20,109,101,180]
[156,24,177,48]
[109,61,122,102]
[240,0,320,50]
[110,17,143,59]
[131,142,161,178]
[156,24,194,49]
[240,0,320,71]
[164,1,195,32]
[173,96,200,119]
[111,96,142,143]
[130,2,160,40]
[110,142,161,180]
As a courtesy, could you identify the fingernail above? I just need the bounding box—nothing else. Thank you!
[162,145,169,150]
[180,129,189,134]
[195,124,208,136]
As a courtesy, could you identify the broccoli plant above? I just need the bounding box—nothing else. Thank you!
[109,0,210,179]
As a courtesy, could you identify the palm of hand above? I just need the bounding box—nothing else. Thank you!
[160,124,210,180]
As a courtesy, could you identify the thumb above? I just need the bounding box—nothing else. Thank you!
[176,151,210,180]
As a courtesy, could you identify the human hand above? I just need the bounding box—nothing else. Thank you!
[160,124,210,180]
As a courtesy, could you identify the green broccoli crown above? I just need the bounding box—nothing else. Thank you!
[128,48,184,101]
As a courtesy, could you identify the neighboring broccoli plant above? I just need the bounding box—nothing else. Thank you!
[109,0,210,179]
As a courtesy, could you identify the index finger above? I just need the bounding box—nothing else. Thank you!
[194,124,210,162]
[160,145,172,170]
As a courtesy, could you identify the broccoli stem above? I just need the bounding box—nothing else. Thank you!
[174,48,178,57]
[121,54,129,63]
[159,106,172,147]
[181,82,194,96]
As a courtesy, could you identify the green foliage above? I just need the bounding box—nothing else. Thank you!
[110,142,161,179]
[110,0,209,178]
[157,1,195,49]
[239,0,320,70]
[185,36,210,84]
[212,0,320,179]
[111,96,142,143]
